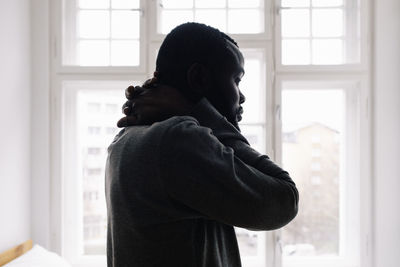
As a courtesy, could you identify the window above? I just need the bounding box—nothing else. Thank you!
[63,0,142,66]
[105,103,119,113]
[277,80,362,267]
[281,87,344,258]
[277,0,361,66]
[87,147,102,155]
[105,127,117,135]
[311,148,321,157]
[54,1,370,267]
[157,0,265,34]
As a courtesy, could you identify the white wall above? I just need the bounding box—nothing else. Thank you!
[0,0,31,251]
[373,0,400,267]
[31,0,51,249]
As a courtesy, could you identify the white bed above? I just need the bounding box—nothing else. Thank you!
[0,240,71,267]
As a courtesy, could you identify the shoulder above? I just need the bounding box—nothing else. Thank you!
[160,115,213,141]
[160,115,200,129]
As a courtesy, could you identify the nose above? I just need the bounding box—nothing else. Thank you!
[239,91,246,105]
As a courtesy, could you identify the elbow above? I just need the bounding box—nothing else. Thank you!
[257,184,299,231]
[283,193,299,227]
[275,184,299,229]
[286,184,299,223]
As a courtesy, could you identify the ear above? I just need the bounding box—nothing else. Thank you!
[186,63,212,96]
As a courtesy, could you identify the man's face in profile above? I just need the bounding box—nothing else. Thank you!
[206,40,246,128]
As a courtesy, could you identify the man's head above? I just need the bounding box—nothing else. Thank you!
[156,22,246,127]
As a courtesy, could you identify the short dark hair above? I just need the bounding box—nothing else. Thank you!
[155,22,238,99]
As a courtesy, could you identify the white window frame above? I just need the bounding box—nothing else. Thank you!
[274,76,370,267]
[46,0,373,267]
[55,0,148,73]
[274,0,370,72]
[149,0,274,42]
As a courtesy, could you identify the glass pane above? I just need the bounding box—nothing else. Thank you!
[160,10,194,34]
[160,0,194,9]
[282,39,311,65]
[312,9,343,37]
[281,88,344,258]
[282,9,310,37]
[78,40,110,66]
[79,0,109,9]
[111,40,140,66]
[195,10,227,32]
[228,0,261,8]
[112,0,140,9]
[312,39,343,64]
[195,0,226,8]
[281,0,310,7]
[78,11,110,39]
[236,228,260,256]
[240,56,263,124]
[228,9,263,33]
[240,125,265,154]
[77,89,125,255]
[111,11,140,39]
[312,0,343,7]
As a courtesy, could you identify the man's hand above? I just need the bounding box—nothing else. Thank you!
[117,79,194,127]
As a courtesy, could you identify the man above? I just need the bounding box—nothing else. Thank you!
[105,23,298,267]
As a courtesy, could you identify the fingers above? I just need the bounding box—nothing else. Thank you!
[125,85,147,100]
[121,100,133,115]
[125,75,158,99]
[117,115,138,128]
[142,77,158,88]
[125,85,135,99]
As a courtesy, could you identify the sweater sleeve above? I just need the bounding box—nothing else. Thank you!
[159,99,299,230]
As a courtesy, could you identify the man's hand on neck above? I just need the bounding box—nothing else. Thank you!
[117,78,194,128]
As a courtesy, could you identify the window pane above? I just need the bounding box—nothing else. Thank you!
[282,9,310,37]
[158,2,265,34]
[79,0,109,9]
[240,125,265,154]
[112,0,140,9]
[235,228,259,256]
[111,10,140,39]
[312,9,343,37]
[281,88,344,258]
[228,0,261,8]
[78,40,110,66]
[312,39,343,65]
[77,89,125,255]
[282,39,311,65]
[195,10,227,31]
[78,11,110,39]
[280,0,360,65]
[64,0,142,66]
[160,0,194,9]
[312,0,343,7]
[87,102,101,112]
[195,0,226,8]
[281,0,310,7]
[111,40,140,66]
[160,10,194,34]
[228,9,263,33]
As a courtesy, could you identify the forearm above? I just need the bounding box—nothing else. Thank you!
[186,98,299,228]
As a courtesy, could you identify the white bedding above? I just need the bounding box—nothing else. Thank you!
[4,245,71,267]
